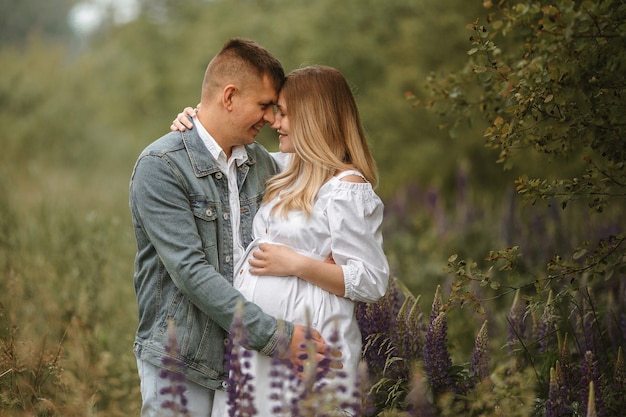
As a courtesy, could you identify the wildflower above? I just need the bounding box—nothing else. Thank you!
[357,277,404,381]
[423,311,453,396]
[159,322,190,417]
[545,363,567,417]
[580,350,606,417]
[430,285,443,323]
[558,334,576,407]
[506,289,526,353]
[537,291,556,354]
[468,320,489,388]
[397,294,426,363]
[612,347,626,414]
[225,301,257,417]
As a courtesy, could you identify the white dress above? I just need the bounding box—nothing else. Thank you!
[212,170,389,416]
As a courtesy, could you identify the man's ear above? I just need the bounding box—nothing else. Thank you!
[222,85,237,111]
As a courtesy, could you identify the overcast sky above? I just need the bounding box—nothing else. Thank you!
[69,0,140,33]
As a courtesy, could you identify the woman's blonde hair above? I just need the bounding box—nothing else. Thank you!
[263,66,378,217]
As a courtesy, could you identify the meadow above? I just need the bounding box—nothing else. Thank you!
[1,0,625,415]
[2,144,623,415]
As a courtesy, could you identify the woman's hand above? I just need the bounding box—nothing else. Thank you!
[249,243,345,296]
[170,104,200,131]
[249,243,302,276]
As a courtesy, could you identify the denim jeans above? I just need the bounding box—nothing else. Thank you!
[137,359,215,417]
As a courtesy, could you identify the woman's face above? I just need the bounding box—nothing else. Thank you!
[271,94,295,153]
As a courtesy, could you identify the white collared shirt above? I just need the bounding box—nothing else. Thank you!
[194,119,248,266]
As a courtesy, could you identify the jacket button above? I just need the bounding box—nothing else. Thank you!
[223,213,229,220]
[225,256,231,263]
[215,172,223,180]
[221,380,228,389]
[205,208,213,216]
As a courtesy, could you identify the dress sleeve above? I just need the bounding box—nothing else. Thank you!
[326,183,390,303]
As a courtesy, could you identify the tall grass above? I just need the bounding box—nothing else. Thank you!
[0,169,141,415]
[1,158,623,415]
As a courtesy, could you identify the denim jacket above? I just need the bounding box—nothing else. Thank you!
[129,128,292,390]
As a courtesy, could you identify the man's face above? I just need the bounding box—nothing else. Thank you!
[229,74,277,146]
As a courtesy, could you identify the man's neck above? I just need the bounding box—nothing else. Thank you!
[196,114,233,160]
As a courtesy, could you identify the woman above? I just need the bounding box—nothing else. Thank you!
[174,65,389,416]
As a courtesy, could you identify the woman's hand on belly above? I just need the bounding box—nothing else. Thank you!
[250,243,346,297]
[248,243,303,277]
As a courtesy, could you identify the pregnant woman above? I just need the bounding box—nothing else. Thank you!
[174,65,389,416]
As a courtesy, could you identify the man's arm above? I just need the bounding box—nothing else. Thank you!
[131,149,327,368]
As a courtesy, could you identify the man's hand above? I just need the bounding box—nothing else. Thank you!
[289,324,326,375]
[170,105,199,131]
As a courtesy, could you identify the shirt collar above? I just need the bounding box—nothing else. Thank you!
[194,118,248,166]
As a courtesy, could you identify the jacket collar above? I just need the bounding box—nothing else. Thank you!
[181,128,256,178]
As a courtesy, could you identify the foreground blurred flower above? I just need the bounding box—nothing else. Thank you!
[225,301,257,417]
[159,321,190,417]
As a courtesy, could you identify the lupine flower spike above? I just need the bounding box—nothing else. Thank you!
[537,290,556,354]
[424,311,453,396]
[545,362,566,417]
[507,289,526,354]
[159,321,190,417]
[225,301,257,417]
[469,320,489,388]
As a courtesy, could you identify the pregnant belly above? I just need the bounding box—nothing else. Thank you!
[238,273,317,325]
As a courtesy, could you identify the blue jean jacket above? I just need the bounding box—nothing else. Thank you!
[129,128,291,390]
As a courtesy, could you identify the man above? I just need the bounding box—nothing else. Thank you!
[129,38,326,416]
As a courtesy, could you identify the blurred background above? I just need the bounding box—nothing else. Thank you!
[1,0,621,415]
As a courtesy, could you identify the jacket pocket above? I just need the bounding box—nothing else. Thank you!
[191,198,220,267]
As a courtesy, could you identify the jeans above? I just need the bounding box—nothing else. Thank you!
[137,359,215,417]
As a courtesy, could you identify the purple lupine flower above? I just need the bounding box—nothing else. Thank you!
[305,320,354,416]
[610,347,626,415]
[278,317,357,416]
[357,277,404,381]
[430,285,443,323]
[159,322,190,417]
[580,350,606,417]
[558,334,576,408]
[397,294,426,363]
[545,365,559,417]
[468,320,490,389]
[267,318,307,415]
[582,294,595,353]
[346,360,375,416]
[507,289,527,353]
[537,291,556,354]
[423,311,453,396]
[545,363,567,417]
[225,302,257,417]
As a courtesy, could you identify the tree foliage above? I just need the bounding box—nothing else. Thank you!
[415,1,626,412]
[421,0,626,213]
